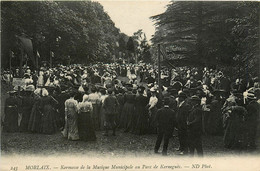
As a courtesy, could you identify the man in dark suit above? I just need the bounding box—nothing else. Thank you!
[154,97,176,156]
[245,92,259,149]
[103,89,119,136]
[187,95,203,157]
[176,92,191,155]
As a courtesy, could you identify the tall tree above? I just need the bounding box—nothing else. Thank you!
[151,1,259,77]
[1,1,124,68]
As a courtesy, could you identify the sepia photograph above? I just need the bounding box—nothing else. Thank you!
[1,0,259,170]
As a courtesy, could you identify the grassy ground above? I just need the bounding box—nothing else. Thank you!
[1,130,260,157]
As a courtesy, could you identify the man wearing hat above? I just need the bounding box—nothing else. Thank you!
[167,88,177,110]
[154,97,176,156]
[3,91,19,132]
[245,92,259,149]
[187,95,203,157]
[103,89,119,136]
[115,88,125,127]
[176,92,191,155]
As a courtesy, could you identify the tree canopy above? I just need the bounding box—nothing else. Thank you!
[151,1,259,76]
[1,1,126,68]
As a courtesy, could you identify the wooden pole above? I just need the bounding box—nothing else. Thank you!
[50,51,52,68]
[9,50,12,72]
[18,48,23,96]
[158,44,162,99]
[19,48,23,78]
[36,52,39,75]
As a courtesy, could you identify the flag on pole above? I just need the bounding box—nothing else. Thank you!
[51,51,54,58]
[36,51,40,58]
[10,50,15,58]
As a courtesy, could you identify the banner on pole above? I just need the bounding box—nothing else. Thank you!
[12,78,25,87]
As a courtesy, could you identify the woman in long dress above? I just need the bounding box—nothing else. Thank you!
[78,95,96,141]
[99,89,108,131]
[40,88,58,134]
[20,89,34,132]
[4,91,19,132]
[223,99,247,149]
[120,88,135,132]
[37,71,44,86]
[28,88,42,133]
[61,92,79,140]
[134,88,149,135]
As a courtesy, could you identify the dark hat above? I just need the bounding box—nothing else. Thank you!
[138,86,145,92]
[232,91,243,97]
[196,89,206,97]
[189,87,197,93]
[182,88,190,95]
[125,83,133,88]
[105,83,113,89]
[107,88,113,94]
[169,89,178,96]
[163,97,170,105]
[91,86,97,92]
[168,87,177,93]
[255,88,260,97]
[118,88,125,94]
[126,86,133,91]
[7,90,17,94]
[231,89,241,94]
[212,89,226,95]
[178,92,187,98]
[23,73,30,79]
[190,95,201,101]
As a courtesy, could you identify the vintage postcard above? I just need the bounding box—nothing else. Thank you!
[1,0,259,170]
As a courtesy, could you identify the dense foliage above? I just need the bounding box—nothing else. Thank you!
[1,1,127,68]
[151,1,259,76]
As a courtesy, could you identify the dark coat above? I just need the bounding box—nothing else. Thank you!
[169,96,177,110]
[187,105,203,136]
[103,95,119,115]
[20,95,34,131]
[4,96,19,132]
[246,100,259,124]
[155,106,175,131]
[176,101,191,131]
[134,94,149,134]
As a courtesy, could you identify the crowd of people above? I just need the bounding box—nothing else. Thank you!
[2,62,260,156]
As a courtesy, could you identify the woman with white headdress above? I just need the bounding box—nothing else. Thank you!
[77,94,96,141]
[39,88,58,134]
[20,85,34,132]
[37,71,44,87]
[28,88,42,133]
